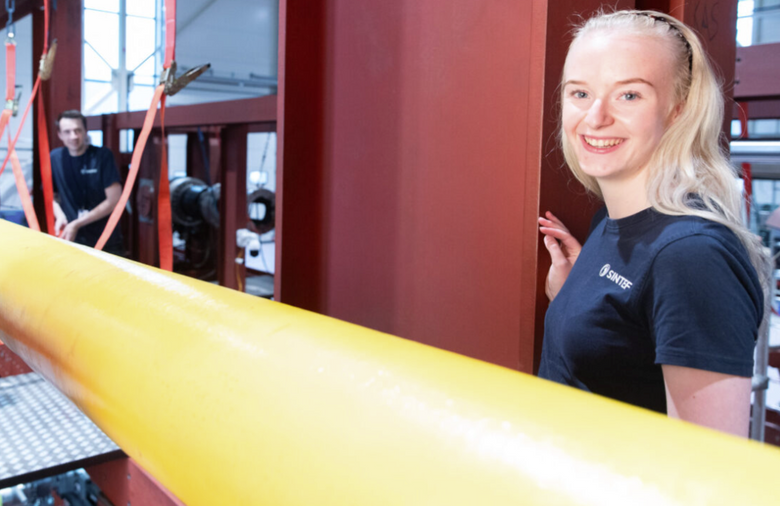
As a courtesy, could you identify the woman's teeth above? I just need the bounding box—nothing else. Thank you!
[584,137,623,148]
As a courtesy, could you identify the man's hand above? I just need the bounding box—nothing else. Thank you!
[54,214,68,238]
[55,183,121,242]
[53,200,68,238]
[61,221,81,242]
[538,211,582,300]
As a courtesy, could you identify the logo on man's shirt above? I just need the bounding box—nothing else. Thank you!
[599,263,633,290]
[81,168,98,175]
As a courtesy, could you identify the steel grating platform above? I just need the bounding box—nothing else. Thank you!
[0,372,124,488]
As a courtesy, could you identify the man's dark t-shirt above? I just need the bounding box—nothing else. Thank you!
[51,145,122,249]
[538,207,762,413]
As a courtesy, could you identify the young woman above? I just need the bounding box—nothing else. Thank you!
[537,10,768,437]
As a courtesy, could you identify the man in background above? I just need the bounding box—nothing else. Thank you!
[51,110,124,255]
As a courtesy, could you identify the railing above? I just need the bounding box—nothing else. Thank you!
[1,220,780,506]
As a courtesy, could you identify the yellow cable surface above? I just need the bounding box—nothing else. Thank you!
[1,220,779,505]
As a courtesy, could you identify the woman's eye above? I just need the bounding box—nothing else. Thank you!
[622,92,640,101]
[571,91,588,99]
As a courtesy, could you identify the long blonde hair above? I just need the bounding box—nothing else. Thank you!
[561,9,771,313]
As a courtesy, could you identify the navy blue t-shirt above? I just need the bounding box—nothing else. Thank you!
[51,145,122,249]
[538,207,762,413]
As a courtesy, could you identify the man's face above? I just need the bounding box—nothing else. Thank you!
[57,117,87,154]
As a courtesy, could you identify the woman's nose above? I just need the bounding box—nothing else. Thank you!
[584,99,613,129]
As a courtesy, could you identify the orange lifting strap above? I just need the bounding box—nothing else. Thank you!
[1,31,39,231]
[96,0,208,270]
[157,0,176,272]
[0,0,55,234]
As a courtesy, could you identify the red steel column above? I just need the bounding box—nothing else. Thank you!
[277,0,569,371]
[135,133,162,266]
[32,0,83,232]
[218,124,248,289]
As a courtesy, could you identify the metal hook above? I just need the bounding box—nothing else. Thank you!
[5,84,20,116]
[160,61,211,97]
[4,0,14,36]
[39,39,57,81]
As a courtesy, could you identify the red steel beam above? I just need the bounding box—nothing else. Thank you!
[735,43,780,100]
[86,95,277,131]
[732,100,780,120]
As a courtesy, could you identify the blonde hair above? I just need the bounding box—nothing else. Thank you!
[561,9,771,317]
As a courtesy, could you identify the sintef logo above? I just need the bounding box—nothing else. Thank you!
[599,263,633,290]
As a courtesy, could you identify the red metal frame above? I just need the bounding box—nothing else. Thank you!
[84,95,276,131]
[86,458,185,506]
[83,96,277,281]
[0,343,33,377]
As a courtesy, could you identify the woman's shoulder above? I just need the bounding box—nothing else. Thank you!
[646,214,759,291]
[642,214,763,331]
[650,213,744,253]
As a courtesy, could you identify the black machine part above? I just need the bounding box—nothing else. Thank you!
[247,187,276,235]
[169,177,221,228]
[169,177,275,233]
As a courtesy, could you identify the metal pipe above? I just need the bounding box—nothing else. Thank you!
[751,263,773,441]
[1,220,780,506]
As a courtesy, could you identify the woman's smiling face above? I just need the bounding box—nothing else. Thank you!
[562,32,680,184]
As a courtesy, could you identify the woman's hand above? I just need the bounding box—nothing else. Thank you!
[538,211,582,300]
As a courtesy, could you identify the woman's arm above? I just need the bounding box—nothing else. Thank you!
[662,364,751,437]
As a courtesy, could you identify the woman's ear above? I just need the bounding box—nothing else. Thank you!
[668,101,685,125]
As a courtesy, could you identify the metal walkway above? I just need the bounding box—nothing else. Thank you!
[0,372,123,488]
